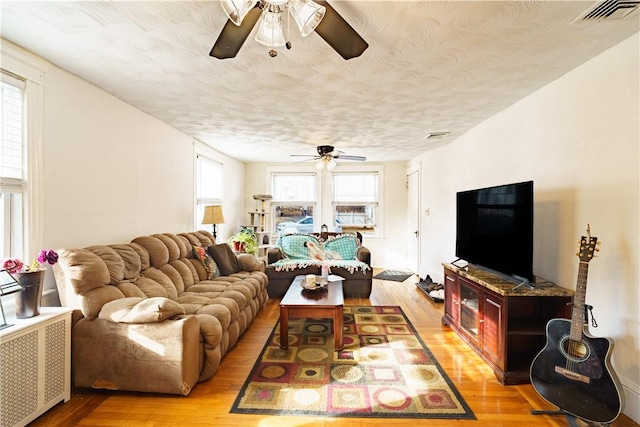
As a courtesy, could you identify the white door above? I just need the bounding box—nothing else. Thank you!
[407,169,420,274]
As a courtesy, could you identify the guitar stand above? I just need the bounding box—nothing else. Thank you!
[531,409,611,427]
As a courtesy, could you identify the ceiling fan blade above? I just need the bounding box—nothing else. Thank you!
[210,6,262,59]
[290,154,320,158]
[314,1,368,60]
[334,155,366,161]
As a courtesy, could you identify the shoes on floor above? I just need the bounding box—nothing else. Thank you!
[429,289,445,300]
[419,275,443,292]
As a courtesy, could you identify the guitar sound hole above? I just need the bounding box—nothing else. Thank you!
[559,336,590,362]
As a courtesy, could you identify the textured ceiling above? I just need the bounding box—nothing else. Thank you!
[1,1,638,163]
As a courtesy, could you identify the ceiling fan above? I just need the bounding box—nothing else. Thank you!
[291,145,366,170]
[210,0,368,59]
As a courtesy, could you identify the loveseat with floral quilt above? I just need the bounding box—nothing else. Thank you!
[52,230,268,395]
[266,232,372,298]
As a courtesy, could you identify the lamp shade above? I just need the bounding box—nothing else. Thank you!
[202,205,225,225]
[221,0,256,26]
[255,10,286,47]
[289,0,326,36]
[315,157,338,170]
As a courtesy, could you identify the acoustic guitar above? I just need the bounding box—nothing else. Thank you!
[530,226,624,424]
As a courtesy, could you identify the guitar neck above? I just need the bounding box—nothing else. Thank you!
[570,261,589,340]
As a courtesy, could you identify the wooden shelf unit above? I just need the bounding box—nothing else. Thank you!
[442,263,573,385]
[242,195,274,260]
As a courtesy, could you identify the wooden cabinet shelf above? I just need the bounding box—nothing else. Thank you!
[442,264,573,385]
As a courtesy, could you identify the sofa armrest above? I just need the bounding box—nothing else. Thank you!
[267,247,284,264]
[237,253,264,272]
[356,246,371,266]
[72,315,202,395]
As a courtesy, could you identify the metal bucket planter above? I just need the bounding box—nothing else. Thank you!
[14,270,45,318]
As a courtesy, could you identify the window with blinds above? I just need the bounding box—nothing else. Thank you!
[1,72,26,259]
[332,172,378,234]
[272,173,317,234]
[195,154,223,230]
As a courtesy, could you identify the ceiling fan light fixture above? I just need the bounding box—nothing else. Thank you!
[221,0,256,26]
[289,0,326,36]
[255,10,286,47]
[315,156,337,170]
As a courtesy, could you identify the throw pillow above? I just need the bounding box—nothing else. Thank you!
[277,234,322,260]
[323,234,358,260]
[207,243,241,276]
[192,245,220,280]
[98,297,185,323]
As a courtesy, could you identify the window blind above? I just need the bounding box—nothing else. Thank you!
[1,73,24,181]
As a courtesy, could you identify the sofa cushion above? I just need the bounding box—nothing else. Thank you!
[192,245,220,279]
[98,297,185,323]
[207,243,240,276]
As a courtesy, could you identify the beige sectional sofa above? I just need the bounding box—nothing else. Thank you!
[53,230,268,396]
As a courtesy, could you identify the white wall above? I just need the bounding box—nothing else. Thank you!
[244,162,408,268]
[39,66,245,249]
[413,33,639,422]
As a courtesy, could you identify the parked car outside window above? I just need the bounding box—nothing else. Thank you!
[276,217,343,234]
[276,216,315,234]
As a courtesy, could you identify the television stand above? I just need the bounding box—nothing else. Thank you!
[441,263,574,384]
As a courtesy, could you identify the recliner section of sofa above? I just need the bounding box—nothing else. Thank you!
[53,230,268,396]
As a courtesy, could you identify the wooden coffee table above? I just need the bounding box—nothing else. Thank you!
[279,275,344,350]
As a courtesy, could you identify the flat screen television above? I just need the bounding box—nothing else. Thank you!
[455,180,534,283]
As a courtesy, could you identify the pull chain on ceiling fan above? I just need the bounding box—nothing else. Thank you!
[211,0,368,59]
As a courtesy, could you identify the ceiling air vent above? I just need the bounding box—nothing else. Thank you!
[574,0,640,21]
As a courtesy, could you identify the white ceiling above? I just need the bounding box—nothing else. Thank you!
[1,1,638,163]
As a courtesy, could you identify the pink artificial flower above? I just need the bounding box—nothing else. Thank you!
[37,249,59,265]
[2,249,58,273]
[2,258,24,274]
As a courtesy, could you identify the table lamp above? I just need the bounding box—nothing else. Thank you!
[202,205,225,239]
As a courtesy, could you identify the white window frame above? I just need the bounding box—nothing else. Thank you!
[267,166,319,234]
[266,164,384,237]
[1,73,26,259]
[330,166,383,236]
[331,170,380,236]
[1,42,46,262]
[193,145,224,233]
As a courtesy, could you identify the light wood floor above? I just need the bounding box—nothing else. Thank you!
[30,273,638,427]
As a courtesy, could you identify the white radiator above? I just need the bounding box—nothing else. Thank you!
[0,308,72,427]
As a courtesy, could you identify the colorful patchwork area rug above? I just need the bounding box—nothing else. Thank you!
[231,306,475,419]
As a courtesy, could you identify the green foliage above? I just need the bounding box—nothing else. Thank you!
[228,227,258,255]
